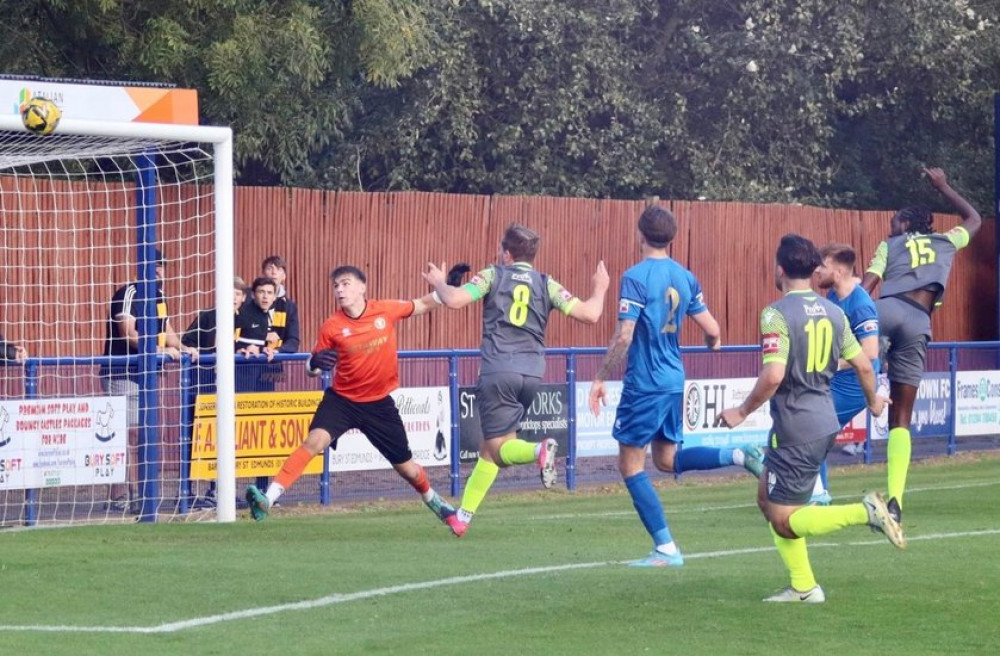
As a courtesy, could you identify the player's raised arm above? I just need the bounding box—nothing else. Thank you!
[925,167,982,239]
[422,262,476,309]
[567,260,610,324]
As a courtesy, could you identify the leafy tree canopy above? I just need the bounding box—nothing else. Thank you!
[2,0,996,211]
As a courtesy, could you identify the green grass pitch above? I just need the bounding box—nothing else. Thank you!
[2,453,998,655]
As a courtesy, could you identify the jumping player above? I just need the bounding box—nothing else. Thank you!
[861,167,982,521]
[809,244,880,504]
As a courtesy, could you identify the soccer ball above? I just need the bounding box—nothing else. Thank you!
[20,96,62,136]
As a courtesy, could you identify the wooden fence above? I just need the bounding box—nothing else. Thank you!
[0,180,995,358]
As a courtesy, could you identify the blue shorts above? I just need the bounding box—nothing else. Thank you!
[612,388,683,448]
[831,371,866,427]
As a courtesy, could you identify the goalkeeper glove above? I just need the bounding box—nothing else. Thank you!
[446,263,471,287]
[306,348,338,377]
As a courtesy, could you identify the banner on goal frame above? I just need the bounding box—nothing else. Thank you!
[0,77,198,125]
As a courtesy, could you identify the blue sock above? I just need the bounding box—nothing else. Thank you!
[624,472,672,547]
[674,447,728,474]
[819,460,829,490]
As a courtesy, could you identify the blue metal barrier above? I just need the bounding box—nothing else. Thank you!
[6,341,998,521]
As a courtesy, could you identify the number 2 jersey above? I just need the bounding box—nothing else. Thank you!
[866,226,970,305]
[463,262,579,377]
[760,290,862,444]
[618,257,708,394]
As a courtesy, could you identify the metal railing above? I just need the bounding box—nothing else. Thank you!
[4,341,998,524]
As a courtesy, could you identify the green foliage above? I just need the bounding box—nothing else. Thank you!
[0,0,996,210]
[315,0,998,210]
[0,0,432,184]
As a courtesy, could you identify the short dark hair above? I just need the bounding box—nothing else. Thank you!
[251,276,277,292]
[638,206,677,248]
[776,234,822,279]
[819,243,856,270]
[501,223,540,262]
[261,255,288,271]
[330,265,367,284]
[895,206,933,234]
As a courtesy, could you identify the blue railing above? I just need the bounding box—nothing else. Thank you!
[5,341,998,523]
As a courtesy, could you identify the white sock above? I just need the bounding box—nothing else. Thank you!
[420,489,435,503]
[811,475,824,496]
[265,483,285,506]
[457,508,474,523]
[533,442,542,458]
[732,448,746,466]
[655,541,679,556]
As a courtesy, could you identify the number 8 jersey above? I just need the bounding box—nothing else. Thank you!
[465,262,579,377]
[761,290,862,444]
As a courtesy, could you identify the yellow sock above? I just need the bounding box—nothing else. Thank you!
[789,503,868,537]
[498,439,537,466]
[460,458,499,514]
[770,524,816,592]
[887,427,911,506]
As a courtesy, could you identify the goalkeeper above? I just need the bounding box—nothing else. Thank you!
[245,264,464,525]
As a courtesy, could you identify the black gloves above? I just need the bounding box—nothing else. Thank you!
[446,263,471,287]
[308,348,339,372]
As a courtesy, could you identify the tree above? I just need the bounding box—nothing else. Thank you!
[2,1,996,211]
[314,0,998,211]
[0,0,435,185]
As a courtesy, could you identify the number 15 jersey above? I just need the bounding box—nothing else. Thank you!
[866,227,969,306]
[760,290,861,444]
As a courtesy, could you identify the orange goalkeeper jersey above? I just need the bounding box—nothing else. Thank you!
[313,299,414,402]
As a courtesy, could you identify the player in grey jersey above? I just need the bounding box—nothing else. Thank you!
[719,234,901,603]
[424,223,609,537]
[861,168,981,521]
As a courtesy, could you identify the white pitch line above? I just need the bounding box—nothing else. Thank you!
[529,478,1000,521]
[1,528,998,635]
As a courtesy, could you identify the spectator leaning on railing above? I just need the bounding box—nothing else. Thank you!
[0,332,27,363]
[100,248,199,513]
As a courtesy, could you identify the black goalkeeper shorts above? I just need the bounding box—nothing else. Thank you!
[309,389,413,465]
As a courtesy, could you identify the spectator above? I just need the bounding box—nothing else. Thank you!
[260,254,300,354]
[234,275,284,498]
[236,256,300,392]
[100,248,199,513]
[182,276,247,509]
[182,276,248,359]
[235,277,280,364]
[0,333,27,363]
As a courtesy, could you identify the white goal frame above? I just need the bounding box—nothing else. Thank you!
[0,115,237,523]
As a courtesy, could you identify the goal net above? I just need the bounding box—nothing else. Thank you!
[0,116,235,526]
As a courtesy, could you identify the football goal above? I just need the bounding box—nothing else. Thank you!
[0,109,236,525]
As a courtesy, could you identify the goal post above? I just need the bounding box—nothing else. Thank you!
[0,114,236,525]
